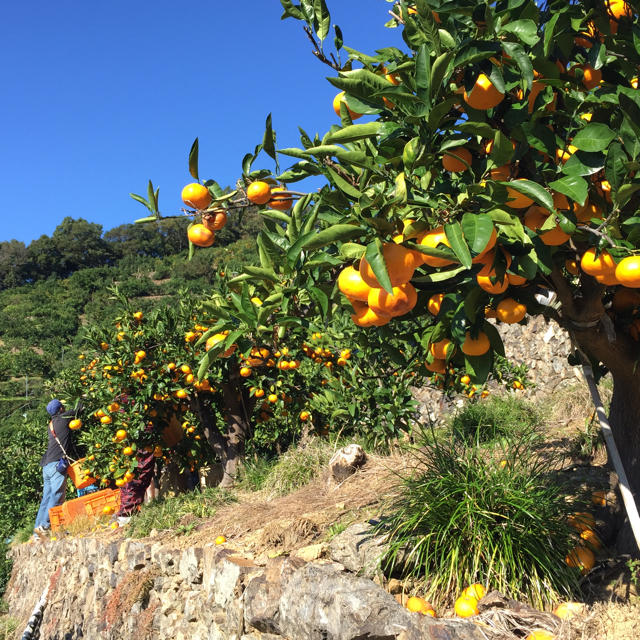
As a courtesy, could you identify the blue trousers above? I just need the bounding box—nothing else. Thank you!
[34,461,67,529]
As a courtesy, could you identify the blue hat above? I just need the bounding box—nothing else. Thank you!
[46,399,63,416]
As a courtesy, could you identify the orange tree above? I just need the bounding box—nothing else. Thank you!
[155,0,640,497]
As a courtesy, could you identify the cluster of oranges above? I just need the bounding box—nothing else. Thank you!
[245,181,294,210]
[564,505,605,574]
[181,183,229,248]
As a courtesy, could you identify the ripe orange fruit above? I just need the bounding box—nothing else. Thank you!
[203,209,228,231]
[368,282,417,317]
[69,419,82,430]
[442,147,472,172]
[100,415,112,424]
[565,545,595,573]
[239,366,252,378]
[254,388,265,398]
[268,393,278,404]
[463,584,487,600]
[571,63,602,90]
[553,602,586,620]
[299,410,310,421]
[181,183,212,210]
[462,331,491,356]
[215,535,226,545]
[496,298,526,324]
[246,181,272,205]
[188,224,215,247]
[568,511,596,531]
[580,528,602,550]
[477,273,508,294]
[507,272,528,286]
[338,265,372,302]
[405,596,435,615]
[580,248,616,280]
[153,445,163,457]
[123,446,134,456]
[333,91,362,119]
[463,74,504,110]
[115,429,127,441]
[359,243,416,287]
[525,631,555,640]
[350,300,391,327]
[430,338,453,360]
[607,0,632,20]
[425,358,446,373]
[505,180,534,208]
[470,228,497,263]
[269,187,293,211]
[427,293,445,315]
[565,259,579,276]
[418,227,455,268]
[591,490,608,507]
[454,594,479,617]
[556,145,578,164]
[615,256,640,287]
[524,206,570,246]
[489,165,511,181]
[576,201,603,223]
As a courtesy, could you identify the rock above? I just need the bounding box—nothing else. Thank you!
[327,522,386,578]
[328,444,366,483]
[294,543,324,562]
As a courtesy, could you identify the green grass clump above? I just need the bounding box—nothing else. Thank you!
[378,431,580,609]
[235,456,278,492]
[129,487,236,538]
[450,394,544,444]
[0,615,19,640]
[261,439,333,497]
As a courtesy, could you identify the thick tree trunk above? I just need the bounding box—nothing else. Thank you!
[550,266,640,502]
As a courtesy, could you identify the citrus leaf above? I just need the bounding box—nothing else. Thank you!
[308,285,329,317]
[263,113,277,161]
[461,213,495,256]
[303,224,364,250]
[313,0,330,41]
[242,266,279,283]
[444,222,472,269]
[134,215,158,224]
[340,242,366,260]
[365,238,393,294]
[548,176,588,206]
[324,122,383,144]
[188,138,199,181]
[430,51,454,99]
[326,167,362,199]
[572,123,617,152]
[501,19,539,46]
[500,179,554,211]
[543,13,560,57]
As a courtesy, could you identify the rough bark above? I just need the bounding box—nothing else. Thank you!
[550,265,640,503]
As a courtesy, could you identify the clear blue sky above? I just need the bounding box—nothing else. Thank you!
[0,0,406,245]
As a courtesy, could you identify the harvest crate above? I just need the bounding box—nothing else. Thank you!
[61,488,121,525]
[48,505,66,532]
[67,458,97,490]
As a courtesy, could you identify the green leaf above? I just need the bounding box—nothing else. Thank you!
[324,122,383,144]
[548,176,588,206]
[326,167,362,199]
[444,222,472,269]
[242,266,279,283]
[188,138,199,181]
[501,42,533,91]
[340,242,366,260]
[562,151,605,177]
[280,0,305,20]
[278,147,310,160]
[501,19,540,46]
[412,266,466,283]
[572,123,617,152]
[130,193,151,212]
[403,137,421,171]
[461,213,495,256]
[334,24,343,51]
[500,179,553,211]
[430,51,453,100]
[308,285,329,317]
[147,180,156,212]
[134,215,158,224]
[415,43,431,96]
[543,13,560,57]
[615,184,640,207]
[261,209,292,224]
[303,224,364,250]
[490,130,515,165]
[262,113,276,161]
[605,142,628,191]
[394,172,407,204]
[313,0,330,40]
[456,122,496,138]
[365,238,392,294]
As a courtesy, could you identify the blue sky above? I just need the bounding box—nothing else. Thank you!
[0,0,406,245]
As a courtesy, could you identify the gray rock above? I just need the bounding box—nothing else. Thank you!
[179,547,204,584]
[328,522,386,578]
[329,444,367,483]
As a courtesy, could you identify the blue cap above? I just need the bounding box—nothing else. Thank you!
[46,399,63,416]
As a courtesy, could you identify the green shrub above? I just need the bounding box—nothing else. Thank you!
[449,394,544,445]
[377,430,579,608]
[128,487,236,538]
[261,439,333,497]
[235,456,277,492]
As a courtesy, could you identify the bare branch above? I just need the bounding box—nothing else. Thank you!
[303,26,341,70]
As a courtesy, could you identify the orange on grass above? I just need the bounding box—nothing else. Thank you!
[442,147,472,172]
[427,293,445,315]
[188,224,215,247]
[246,181,272,205]
[568,511,596,531]
[464,584,487,600]
[591,490,608,507]
[181,183,212,210]
[269,187,293,211]
[368,282,417,317]
[454,594,479,617]
[505,180,534,209]
[615,256,640,287]
[580,528,602,550]
[496,298,527,324]
[215,535,226,545]
[565,545,596,573]
[525,631,555,640]
[338,265,372,302]
[463,74,504,111]
[359,243,416,287]
[430,338,453,360]
[462,331,491,356]
[418,227,455,268]
[203,209,228,231]
[553,602,586,620]
[333,91,362,119]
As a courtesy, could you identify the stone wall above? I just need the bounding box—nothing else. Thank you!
[7,537,487,640]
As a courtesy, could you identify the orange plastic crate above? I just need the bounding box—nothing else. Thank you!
[49,505,66,532]
[67,458,97,490]
[61,488,121,524]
